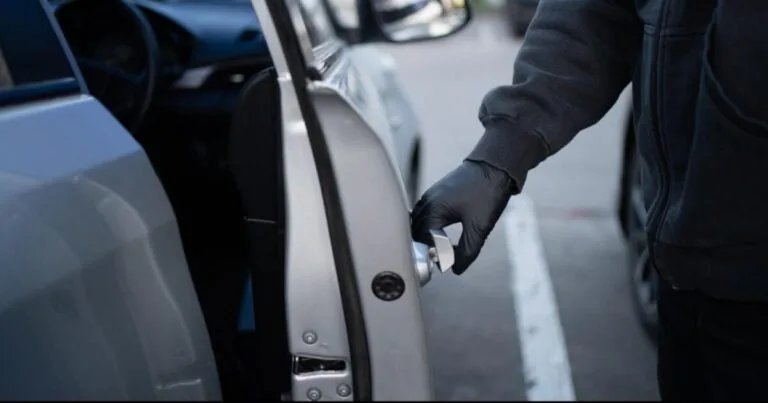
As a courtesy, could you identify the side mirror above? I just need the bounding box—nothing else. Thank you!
[324,0,362,32]
[369,0,471,42]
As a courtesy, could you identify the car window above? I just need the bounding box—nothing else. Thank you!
[324,0,360,30]
[0,50,12,90]
[296,0,338,48]
[0,0,78,97]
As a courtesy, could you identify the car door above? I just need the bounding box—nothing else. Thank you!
[0,0,220,400]
[248,0,436,400]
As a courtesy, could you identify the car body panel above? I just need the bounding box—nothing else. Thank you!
[320,45,412,204]
[247,1,357,400]
[346,44,421,184]
[0,95,220,401]
[251,0,433,399]
[309,69,433,400]
[0,1,220,399]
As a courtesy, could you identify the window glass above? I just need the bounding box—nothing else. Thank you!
[297,0,338,47]
[325,0,360,31]
[0,0,76,92]
[0,50,12,90]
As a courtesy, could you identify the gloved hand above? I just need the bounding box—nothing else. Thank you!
[411,160,517,275]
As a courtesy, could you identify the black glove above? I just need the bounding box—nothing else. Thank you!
[411,160,517,275]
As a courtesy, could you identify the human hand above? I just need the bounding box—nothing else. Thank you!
[411,160,516,274]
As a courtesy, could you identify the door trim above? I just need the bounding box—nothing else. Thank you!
[258,1,373,400]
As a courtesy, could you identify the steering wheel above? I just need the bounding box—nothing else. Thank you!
[56,0,160,132]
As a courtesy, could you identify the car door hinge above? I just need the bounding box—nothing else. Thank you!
[293,356,346,375]
[291,356,354,401]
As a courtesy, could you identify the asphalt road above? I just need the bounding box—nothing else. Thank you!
[375,14,659,401]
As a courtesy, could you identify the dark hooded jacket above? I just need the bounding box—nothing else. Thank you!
[469,0,768,301]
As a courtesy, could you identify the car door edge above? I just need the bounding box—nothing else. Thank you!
[252,1,373,400]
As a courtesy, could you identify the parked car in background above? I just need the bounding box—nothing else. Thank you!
[374,0,434,24]
[617,105,658,341]
[374,0,465,26]
[0,0,469,400]
[504,0,537,38]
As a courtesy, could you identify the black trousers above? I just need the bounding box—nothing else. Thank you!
[657,279,768,401]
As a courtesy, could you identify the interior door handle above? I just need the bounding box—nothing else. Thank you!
[411,229,454,286]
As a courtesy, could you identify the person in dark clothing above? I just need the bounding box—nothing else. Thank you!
[410,0,768,399]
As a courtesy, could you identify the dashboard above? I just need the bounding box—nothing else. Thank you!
[53,0,195,88]
[51,0,273,119]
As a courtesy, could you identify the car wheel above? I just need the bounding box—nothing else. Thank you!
[506,0,527,38]
[624,147,659,341]
[407,146,421,207]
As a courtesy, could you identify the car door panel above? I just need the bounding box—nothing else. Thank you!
[251,1,371,400]
[0,0,220,399]
[0,95,220,401]
[251,0,432,400]
[345,45,422,184]
[312,44,409,203]
[308,80,433,400]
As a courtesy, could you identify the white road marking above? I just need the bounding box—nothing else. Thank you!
[505,194,576,401]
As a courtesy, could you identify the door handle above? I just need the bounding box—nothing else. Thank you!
[411,229,454,286]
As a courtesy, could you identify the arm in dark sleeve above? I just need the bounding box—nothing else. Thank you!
[709,0,768,122]
[466,0,643,191]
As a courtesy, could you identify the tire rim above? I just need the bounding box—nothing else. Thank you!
[632,247,658,318]
[407,161,420,206]
[627,154,658,321]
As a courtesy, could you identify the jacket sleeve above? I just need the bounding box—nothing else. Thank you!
[466,0,643,192]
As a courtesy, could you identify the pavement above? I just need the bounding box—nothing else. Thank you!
[375,14,659,401]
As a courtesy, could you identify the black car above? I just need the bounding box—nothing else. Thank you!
[617,106,658,341]
[504,0,537,38]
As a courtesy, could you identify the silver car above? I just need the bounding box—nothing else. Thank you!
[0,0,470,400]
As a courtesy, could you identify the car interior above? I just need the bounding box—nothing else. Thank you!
[51,0,290,399]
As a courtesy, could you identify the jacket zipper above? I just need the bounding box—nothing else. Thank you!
[646,1,672,243]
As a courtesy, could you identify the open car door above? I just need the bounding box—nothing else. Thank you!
[243,0,462,400]
[0,0,219,400]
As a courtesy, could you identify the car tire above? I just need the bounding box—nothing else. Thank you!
[623,147,659,342]
[506,0,528,38]
[407,146,421,207]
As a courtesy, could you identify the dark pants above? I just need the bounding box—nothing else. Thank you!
[657,279,768,401]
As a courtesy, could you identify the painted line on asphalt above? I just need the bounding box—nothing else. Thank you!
[505,194,576,401]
